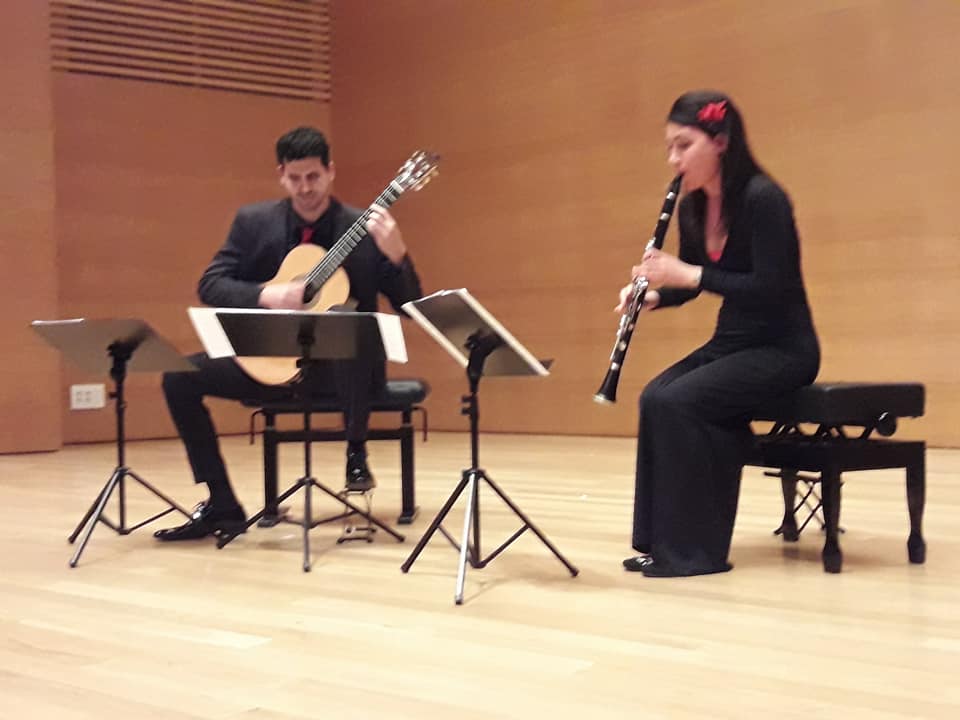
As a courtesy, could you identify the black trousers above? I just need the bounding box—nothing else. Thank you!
[162,352,384,495]
[632,335,820,575]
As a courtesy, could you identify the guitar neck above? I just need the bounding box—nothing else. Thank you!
[303,181,404,301]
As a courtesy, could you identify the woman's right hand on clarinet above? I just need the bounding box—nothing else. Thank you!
[614,283,659,314]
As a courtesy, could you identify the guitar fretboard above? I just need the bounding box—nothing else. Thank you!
[303,181,404,302]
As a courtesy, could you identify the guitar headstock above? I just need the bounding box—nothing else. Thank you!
[395,150,440,192]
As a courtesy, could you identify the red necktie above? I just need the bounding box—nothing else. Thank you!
[300,227,314,245]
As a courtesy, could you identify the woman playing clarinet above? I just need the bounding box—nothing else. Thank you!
[619,90,820,577]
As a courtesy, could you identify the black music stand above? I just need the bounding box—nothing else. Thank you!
[200,309,406,572]
[30,318,194,567]
[399,289,578,604]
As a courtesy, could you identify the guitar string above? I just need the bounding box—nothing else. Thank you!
[301,152,436,291]
[303,184,400,290]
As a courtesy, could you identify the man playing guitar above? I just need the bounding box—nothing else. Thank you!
[155,126,423,542]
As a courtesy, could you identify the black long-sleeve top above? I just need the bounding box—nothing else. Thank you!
[197,197,422,313]
[657,174,816,350]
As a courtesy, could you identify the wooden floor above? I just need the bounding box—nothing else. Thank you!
[1,432,958,719]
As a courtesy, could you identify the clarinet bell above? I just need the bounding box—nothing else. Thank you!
[594,366,620,404]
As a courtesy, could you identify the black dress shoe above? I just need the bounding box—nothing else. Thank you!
[622,555,654,572]
[154,502,246,542]
[345,451,376,492]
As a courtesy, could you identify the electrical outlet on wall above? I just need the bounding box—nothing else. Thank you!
[70,384,106,410]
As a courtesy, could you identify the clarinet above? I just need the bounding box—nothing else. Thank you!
[594,175,682,404]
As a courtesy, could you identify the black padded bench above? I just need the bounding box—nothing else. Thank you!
[749,382,926,573]
[243,379,429,526]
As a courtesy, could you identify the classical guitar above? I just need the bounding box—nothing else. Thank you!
[237,150,439,385]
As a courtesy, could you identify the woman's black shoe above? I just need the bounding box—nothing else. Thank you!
[154,502,246,542]
[640,560,733,578]
[622,555,654,572]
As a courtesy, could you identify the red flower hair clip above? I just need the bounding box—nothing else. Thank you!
[697,101,727,125]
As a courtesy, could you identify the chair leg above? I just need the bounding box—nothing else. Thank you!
[252,404,422,527]
[906,446,926,564]
[260,411,282,528]
[398,408,418,525]
[820,466,843,573]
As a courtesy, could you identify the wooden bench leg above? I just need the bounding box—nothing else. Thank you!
[820,465,843,573]
[397,408,419,525]
[906,448,926,564]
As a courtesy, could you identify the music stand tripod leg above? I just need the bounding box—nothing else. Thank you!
[216,476,307,548]
[479,471,579,577]
[123,468,191,526]
[404,328,580,603]
[68,469,188,567]
[69,467,125,568]
[68,476,114,544]
[303,473,313,572]
[400,471,473,573]
[454,470,482,604]
[68,342,191,566]
[400,472,470,572]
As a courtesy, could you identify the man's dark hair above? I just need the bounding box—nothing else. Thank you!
[275,126,331,166]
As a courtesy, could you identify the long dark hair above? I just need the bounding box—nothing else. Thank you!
[667,90,762,229]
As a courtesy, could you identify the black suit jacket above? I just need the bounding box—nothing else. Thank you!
[197,198,422,313]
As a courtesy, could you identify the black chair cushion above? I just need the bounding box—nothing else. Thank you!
[242,378,429,414]
[753,382,924,426]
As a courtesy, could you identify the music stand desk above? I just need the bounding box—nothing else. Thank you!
[190,308,407,572]
[30,318,194,567]
[399,289,577,604]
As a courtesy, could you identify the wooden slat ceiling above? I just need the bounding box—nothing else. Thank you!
[51,0,331,102]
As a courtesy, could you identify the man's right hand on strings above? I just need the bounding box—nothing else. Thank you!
[258,281,307,310]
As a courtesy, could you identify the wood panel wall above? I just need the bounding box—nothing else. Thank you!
[50,0,331,101]
[0,1,331,453]
[0,1,60,453]
[330,0,960,446]
[1,0,957,454]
